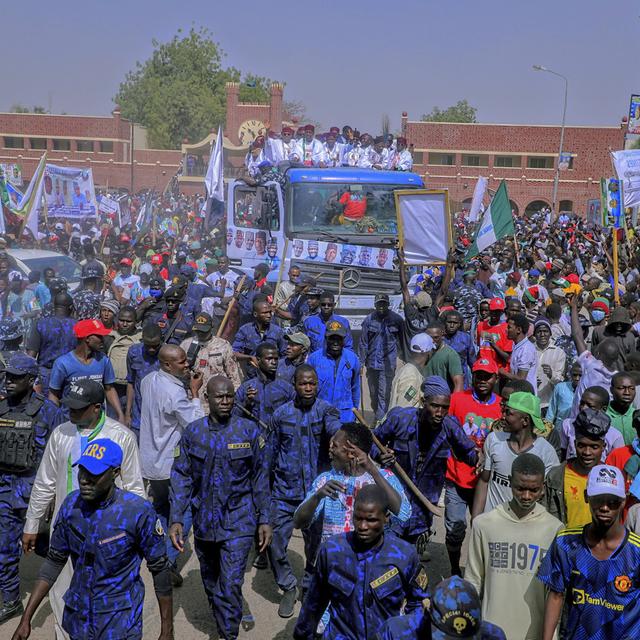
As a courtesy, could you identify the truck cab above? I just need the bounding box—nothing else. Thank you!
[225,167,424,329]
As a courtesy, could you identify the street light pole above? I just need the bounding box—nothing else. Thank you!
[532,65,568,223]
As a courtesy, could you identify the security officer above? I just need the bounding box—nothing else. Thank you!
[233,295,287,378]
[135,275,166,325]
[303,291,353,353]
[288,277,323,328]
[147,285,195,346]
[40,276,68,318]
[374,376,478,552]
[125,322,162,441]
[25,292,77,395]
[178,264,222,307]
[359,293,404,421]
[268,363,341,617]
[0,353,63,623]
[11,439,173,640]
[169,376,271,640]
[72,262,104,320]
[308,320,361,422]
[235,341,295,428]
[180,312,242,413]
[276,332,310,384]
[293,484,429,640]
[0,319,24,393]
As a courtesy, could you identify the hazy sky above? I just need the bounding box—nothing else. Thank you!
[2,0,636,136]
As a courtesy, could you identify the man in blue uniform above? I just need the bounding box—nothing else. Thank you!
[268,363,342,617]
[233,296,286,378]
[293,484,429,640]
[303,291,353,353]
[72,263,103,321]
[276,332,310,384]
[308,320,361,422]
[124,322,162,441]
[25,292,76,395]
[377,575,506,640]
[374,375,479,550]
[537,464,640,640]
[11,439,173,640]
[234,341,295,428]
[146,286,196,346]
[169,376,271,640]
[359,293,405,421]
[0,354,63,623]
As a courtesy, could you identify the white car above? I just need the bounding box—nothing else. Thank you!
[6,249,82,291]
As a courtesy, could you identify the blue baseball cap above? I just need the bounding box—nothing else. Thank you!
[430,576,484,639]
[73,439,123,475]
[4,352,39,377]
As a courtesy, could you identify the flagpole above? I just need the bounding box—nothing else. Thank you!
[613,228,620,305]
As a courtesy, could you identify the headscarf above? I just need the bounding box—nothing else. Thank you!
[421,375,450,398]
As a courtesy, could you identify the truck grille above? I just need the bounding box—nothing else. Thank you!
[295,261,400,296]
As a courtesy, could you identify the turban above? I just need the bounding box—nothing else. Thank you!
[421,375,450,398]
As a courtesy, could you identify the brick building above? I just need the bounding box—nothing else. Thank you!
[401,115,626,215]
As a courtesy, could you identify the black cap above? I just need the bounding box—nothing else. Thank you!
[62,379,105,409]
[573,407,611,440]
[149,275,165,289]
[193,312,213,332]
[49,276,68,293]
[325,319,347,338]
[81,262,104,279]
[171,274,189,289]
[164,286,183,301]
[375,293,390,304]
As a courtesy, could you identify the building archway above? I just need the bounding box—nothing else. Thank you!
[525,199,551,216]
[559,199,574,213]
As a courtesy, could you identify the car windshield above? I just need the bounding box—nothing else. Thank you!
[21,256,81,282]
[289,182,404,236]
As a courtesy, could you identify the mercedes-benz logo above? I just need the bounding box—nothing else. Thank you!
[342,268,361,289]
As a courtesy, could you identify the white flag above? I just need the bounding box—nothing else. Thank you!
[468,177,487,222]
[611,149,640,208]
[205,126,224,202]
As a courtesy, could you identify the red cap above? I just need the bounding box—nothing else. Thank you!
[472,358,499,374]
[74,319,112,339]
[489,298,506,311]
[119,234,131,243]
[510,271,522,283]
[151,254,163,266]
[120,258,132,267]
[566,273,580,284]
[281,126,294,135]
[304,124,315,133]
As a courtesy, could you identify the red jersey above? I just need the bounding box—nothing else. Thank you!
[476,320,512,367]
[446,390,503,489]
[339,192,367,221]
[606,445,637,520]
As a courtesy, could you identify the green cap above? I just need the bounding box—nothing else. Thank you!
[205,258,218,266]
[506,391,545,433]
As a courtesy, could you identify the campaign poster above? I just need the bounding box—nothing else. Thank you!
[628,95,640,135]
[41,164,98,218]
[0,163,23,187]
[586,199,601,226]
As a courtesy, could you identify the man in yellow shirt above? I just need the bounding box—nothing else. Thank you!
[544,407,610,526]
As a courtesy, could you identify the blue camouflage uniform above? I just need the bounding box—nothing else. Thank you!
[275,357,303,384]
[0,394,63,606]
[444,330,476,389]
[25,316,77,394]
[307,347,361,422]
[268,397,341,592]
[303,313,353,353]
[233,373,295,428]
[146,303,195,346]
[232,321,287,378]
[359,310,404,420]
[169,415,270,640]
[293,531,429,640]
[125,343,160,440]
[44,488,169,640]
[72,289,102,320]
[374,408,477,539]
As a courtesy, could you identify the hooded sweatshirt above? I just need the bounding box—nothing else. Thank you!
[465,502,562,640]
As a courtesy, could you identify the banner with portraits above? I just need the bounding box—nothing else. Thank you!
[41,164,98,218]
[0,163,23,187]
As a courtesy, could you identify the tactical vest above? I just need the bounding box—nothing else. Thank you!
[0,395,45,474]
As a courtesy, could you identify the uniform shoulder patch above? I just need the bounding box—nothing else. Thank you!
[403,386,418,401]
[258,435,266,449]
[370,567,399,589]
[227,442,251,450]
[155,518,164,536]
[414,566,428,590]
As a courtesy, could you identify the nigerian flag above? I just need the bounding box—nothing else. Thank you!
[466,180,514,258]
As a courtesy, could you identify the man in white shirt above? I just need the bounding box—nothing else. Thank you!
[369,136,390,170]
[290,124,324,166]
[245,136,267,178]
[205,255,239,298]
[501,313,538,393]
[22,379,144,640]
[387,137,413,171]
[265,125,296,165]
[139,344,204,582]
[322,131,347,167]
[113,257,140,302]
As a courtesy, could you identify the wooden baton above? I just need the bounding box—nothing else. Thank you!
[216,274,246,338]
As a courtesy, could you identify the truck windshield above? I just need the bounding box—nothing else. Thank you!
[289,182,404,235]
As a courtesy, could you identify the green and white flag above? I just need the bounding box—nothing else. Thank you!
[466,180,514,259]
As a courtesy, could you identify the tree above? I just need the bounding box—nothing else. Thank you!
[9,104,47,113]
[115,27,275,149]
[421,100,477,123]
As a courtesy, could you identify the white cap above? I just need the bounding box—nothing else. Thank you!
[587,465,626,500]
[410,333,435,354]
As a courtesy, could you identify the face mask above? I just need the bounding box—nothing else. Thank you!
[591,309,606,323]
[149,288,163,299]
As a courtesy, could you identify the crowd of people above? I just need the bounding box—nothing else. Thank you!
[0,202,640,640]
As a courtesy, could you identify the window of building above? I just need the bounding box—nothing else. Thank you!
[99,141,114,153]
[494,155,521,168]
[52,139,71,151]
[76,140,94,152]
[4,137,24,149]
[461,154,488,167]
[412,151,424,165]
[29,138,47,150]
[428,152,455,166]
[527,156,554,169]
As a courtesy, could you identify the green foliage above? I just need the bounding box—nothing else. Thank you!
[421,99,477,123]
[9,104,47,113]
[115,27,275,149]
